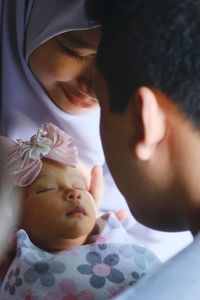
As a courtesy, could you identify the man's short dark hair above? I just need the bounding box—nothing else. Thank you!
[86,0,200,128]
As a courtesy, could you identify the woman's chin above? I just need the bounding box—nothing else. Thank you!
[52,96,99,115]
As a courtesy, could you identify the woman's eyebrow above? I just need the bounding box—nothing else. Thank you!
[61,34,97,50]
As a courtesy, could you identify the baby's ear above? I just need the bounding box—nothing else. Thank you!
[76,161,91,190]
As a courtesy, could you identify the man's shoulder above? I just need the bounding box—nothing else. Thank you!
[115,233,200,300]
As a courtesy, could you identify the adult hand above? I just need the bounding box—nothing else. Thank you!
[77,162,128,221]
[115,209,129,223]
[89,165,104,212]
[89,165,129,222]
[77,163,104,215]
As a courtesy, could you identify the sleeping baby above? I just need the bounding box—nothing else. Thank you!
[0,123,159,299]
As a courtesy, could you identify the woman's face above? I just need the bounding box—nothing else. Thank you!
[29,28,100,115]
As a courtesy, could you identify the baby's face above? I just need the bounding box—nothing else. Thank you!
[20,159,96,251]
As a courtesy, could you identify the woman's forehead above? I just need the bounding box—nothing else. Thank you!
[26,0,100,60]
[59,28,101,51]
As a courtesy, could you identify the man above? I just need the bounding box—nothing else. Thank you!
[86,0,200,298]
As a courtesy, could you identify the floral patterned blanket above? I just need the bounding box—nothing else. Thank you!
[0,213,159,300]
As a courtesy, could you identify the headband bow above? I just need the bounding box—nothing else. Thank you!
[0,123,78,187]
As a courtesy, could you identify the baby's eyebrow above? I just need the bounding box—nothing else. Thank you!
[71,174,87,185]
[26,174,54,195]
[31,174,53,188]
[35,174,51,181]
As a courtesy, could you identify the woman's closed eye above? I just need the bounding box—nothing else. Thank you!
[57,39,95,62]
[64,46,91,62]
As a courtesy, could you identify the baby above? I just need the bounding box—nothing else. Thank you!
[0,123,159,299]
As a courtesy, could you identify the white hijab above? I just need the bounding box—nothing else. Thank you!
[1,0,104,168]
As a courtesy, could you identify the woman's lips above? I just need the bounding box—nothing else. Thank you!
[63,89,97,108]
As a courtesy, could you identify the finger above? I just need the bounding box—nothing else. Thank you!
[89,165,104,211]
[115,209,129,223]
[76,162,91,190]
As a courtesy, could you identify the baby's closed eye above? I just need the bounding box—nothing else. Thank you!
[72,183,87,191]
[35,187,57,194]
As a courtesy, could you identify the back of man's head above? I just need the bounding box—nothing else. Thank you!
[86,0,200,129]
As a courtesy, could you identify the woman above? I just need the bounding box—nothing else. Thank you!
[1,0,104,168]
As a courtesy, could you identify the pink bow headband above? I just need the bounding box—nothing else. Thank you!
[0,123,78,187]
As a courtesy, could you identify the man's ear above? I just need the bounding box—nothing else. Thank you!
[134,87,166,161]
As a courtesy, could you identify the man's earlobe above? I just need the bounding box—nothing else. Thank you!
[135,87,166,161]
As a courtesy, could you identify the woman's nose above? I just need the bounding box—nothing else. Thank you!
[78,58,97,99]
[78,75,96,99]
[64,190,81,202]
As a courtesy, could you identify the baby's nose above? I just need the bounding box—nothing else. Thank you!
[65,190,81,202]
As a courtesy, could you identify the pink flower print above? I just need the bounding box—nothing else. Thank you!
[61,249,79,257]
[129,271,145,286]
[77,252,124,289]
[44,278,95,300]
[22,288,39,300]
[23,293,39,300]
[108,286,125,298]
[60,279,95,300]
[95,234,107,244]
[44,292,63,300]
[24,257,65,287]
[4,267,23,296]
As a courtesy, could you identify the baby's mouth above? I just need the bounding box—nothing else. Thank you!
[66,206,87,216]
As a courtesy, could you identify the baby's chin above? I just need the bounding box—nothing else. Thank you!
[36,232,89,252]
[62,217,95,239]
[57,229,93,250]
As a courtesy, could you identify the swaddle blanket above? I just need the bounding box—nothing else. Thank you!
[1,213,159,299]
